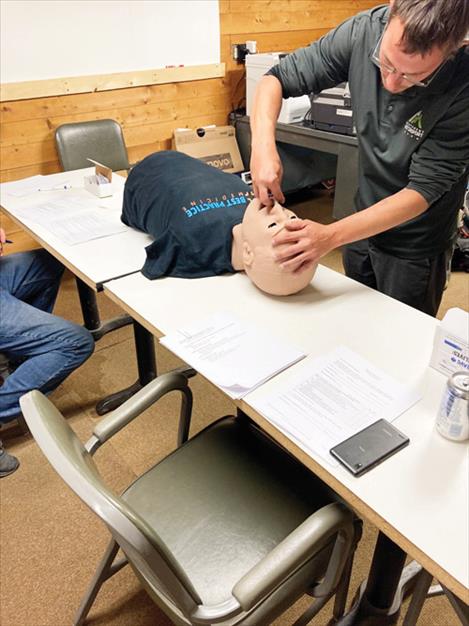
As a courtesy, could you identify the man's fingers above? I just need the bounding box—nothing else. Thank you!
[270,181,285,204]
[284,219,305,231]
[273,228,307,247]
[257,185,274,206]
[274,241,306,263]
[280,252,311,272]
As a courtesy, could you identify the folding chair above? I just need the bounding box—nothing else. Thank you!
[55,120,156,414]
[20,371,363,626]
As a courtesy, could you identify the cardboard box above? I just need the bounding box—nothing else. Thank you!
[430,307,469,376]
[172,126,244,174]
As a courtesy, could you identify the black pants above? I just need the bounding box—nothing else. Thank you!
[342,240,452,317]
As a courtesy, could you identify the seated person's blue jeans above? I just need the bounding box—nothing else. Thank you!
[0,249,94,422]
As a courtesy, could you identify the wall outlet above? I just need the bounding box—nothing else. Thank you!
[232,41,257,63]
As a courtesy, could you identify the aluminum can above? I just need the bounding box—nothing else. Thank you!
[436,372,469,441]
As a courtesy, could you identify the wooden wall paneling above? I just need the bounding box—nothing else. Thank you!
[0,162,59,183]
[1,92,233,148]
[0,78,230,124]
[226,0,377,16]
[1,64,225,102]
[1,0,378,185]
[0,211,40,253]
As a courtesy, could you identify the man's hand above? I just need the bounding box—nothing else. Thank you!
[250,145,285,206]
[272,219,335,272]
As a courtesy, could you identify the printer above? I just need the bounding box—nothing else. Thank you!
[308,83,355,135]
[246,52,310,124]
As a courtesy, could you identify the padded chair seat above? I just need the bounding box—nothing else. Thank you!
[123,416,340,607]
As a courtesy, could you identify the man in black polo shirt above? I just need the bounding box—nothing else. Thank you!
[250,0,469,316]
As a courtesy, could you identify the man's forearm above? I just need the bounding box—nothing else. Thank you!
[327,188,429,248]
[250,75,283,147]
[249,75,286,204]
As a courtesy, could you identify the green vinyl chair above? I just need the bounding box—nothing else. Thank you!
[20,370,362,626]
[54,118,133,343]
[54,119,154,416]
[55,119,130,173]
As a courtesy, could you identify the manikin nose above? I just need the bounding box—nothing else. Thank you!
[271,202,286,217]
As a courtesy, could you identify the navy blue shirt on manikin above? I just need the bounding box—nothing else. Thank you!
[121,151,254,279]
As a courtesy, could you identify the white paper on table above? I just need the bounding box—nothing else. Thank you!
[249,346,421,466]
[44,211,128,245]
[12,196,127,245]
[1,175,45,197]
[13,196,90,222]
[0,174,74,197]
[160,311,306,398]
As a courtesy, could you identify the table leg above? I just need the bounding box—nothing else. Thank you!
[76,277,132,341]
[441,586,469,626]
[335,532,412,625]
[333,144,359,220]
[95,321,157,415]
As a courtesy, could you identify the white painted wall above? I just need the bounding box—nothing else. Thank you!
[1,0,220,83]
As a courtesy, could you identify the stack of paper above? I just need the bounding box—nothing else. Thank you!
[160,311,305,398]
[12,196,127,245]
[0,174,72,197]
[248,346,421,466]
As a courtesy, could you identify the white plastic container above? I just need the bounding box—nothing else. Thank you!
[430,307,469,376]
[246,52,310,124]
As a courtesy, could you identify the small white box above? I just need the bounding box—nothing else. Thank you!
[84,175,113,198]
[84,159,113,198]
[430,307,469,376]
[246,52,310,124]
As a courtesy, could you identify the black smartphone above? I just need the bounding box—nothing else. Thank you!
[330,419,410,477]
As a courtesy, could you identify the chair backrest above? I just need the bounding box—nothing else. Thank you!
[55,119,130,172]
[20,390,200,617]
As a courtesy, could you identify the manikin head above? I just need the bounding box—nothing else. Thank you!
[232,198,317,296]
[376,0,469,94]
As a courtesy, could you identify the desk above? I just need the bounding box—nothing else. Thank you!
[103,266,468,616]
[0,169,157,411]
[0,168,151,290]
[234,115,359,220]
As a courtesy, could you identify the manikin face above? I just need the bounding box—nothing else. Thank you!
[240,199,317,296]
[377,16,447,94]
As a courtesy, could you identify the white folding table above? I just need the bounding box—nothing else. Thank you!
[103,265,468,622]
[0,169,156,412]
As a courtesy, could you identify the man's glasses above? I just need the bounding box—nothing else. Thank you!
[370,34,445,88]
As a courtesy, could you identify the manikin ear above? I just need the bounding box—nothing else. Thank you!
[242,241,254,268]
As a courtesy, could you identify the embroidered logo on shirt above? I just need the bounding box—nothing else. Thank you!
[404,111,424,140]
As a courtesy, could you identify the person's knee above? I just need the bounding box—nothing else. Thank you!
[58,321,94,368]
[73,325,95,364]
[35,248,65,281]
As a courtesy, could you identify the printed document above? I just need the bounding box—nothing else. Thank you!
[160,311,305,398]
[1,174,72,197]
[12,196,127,245]
[249,346,421,466]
